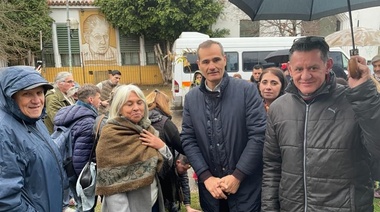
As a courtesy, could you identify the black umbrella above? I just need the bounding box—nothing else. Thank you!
[229,0,380,55]
[264,49,290,63]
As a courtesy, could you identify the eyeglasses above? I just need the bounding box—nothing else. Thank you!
[64,80,75,84]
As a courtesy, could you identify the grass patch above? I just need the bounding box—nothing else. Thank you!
[375,198,380,211]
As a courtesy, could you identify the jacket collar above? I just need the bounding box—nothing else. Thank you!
[199,71,230,97]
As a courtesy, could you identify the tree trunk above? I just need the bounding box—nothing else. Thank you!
[154,41,173,85]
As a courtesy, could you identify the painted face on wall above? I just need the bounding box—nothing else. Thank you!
[87,24,110,55]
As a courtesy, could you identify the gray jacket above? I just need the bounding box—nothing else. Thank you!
[262,73,380,212]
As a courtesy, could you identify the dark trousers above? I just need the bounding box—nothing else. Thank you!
[220,199,230,212]
[152,200,159,212]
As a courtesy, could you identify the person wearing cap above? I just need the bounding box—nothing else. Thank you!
[262,36,380,211]
[44,71,76,134]
[0,66,64,212]
[96,70,121,115]
[371,54,380,82]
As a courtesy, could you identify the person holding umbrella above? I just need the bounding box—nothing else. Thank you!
[262,36,380,211]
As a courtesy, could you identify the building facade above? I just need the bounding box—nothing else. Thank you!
[44,0,379,84]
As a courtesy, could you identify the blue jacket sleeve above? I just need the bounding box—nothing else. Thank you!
[0,137,36,212]
[181,94,211,180]
[235,83,266,177]
[72,118,96,176]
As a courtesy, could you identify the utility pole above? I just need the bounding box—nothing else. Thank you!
[66,0,72,73]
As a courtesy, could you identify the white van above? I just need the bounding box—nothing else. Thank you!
[171,32,349,109]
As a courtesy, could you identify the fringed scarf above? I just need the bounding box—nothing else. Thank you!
[96,116,163,196]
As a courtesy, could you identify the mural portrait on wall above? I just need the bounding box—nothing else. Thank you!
[81,14,119,65]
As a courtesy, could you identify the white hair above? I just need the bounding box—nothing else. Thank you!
[108,84,150,128]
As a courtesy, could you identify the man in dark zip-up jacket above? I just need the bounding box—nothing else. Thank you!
[181,40,266,212]
[262,36,380,211]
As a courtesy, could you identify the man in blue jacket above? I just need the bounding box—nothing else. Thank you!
[0,66,64,212]
[54,84,101,212]
[181,40,266,212]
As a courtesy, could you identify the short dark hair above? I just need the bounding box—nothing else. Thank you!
[108,70,121,76]
[77,84,100,102]
[197,40,224,59]
[253,64,263,70]
[176,154,189,165]
[290,36,329,63]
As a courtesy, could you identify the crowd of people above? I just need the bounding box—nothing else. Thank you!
[0,36,380,212]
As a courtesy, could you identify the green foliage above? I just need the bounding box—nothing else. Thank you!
[0,0,53,60]
[375,198,380,211]
[95,0,224,43]
[209,28,230,38]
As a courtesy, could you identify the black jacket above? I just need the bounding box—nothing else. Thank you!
[181,73,266,211]
[150,109,189,207]
[262,74,380,211]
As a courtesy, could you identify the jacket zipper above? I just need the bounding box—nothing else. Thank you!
[303,104,310,212]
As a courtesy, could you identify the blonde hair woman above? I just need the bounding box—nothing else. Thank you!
[145,89,199,211]
[96,84,173,212]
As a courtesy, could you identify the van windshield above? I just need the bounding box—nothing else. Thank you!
[329,51,349,70]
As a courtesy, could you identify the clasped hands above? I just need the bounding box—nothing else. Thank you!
[204,175,241,199]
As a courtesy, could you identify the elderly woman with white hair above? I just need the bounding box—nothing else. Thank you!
[96,84,172,212]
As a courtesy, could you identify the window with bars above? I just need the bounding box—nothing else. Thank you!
[240,20,260,37]
[119,34,140,65]
[42,42,55,67]
[56,23,81,67]
[145,40,158,65]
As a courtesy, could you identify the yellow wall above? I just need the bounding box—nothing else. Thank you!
[40,65,164,85]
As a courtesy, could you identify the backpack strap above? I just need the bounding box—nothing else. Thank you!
[88,114,106,163]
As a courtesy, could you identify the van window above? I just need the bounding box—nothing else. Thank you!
[329,51,349,70]
[183,51,239,73]
[242,51,276,71]
[183,53,199,73]
[226,52,238,72]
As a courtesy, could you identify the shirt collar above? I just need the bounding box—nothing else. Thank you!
[205,79,223,92]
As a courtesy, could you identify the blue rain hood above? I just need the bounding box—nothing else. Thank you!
[0,66,53,123]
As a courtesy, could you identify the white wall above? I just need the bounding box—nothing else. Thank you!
[340,6,380,60]
[212,0,250,37]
